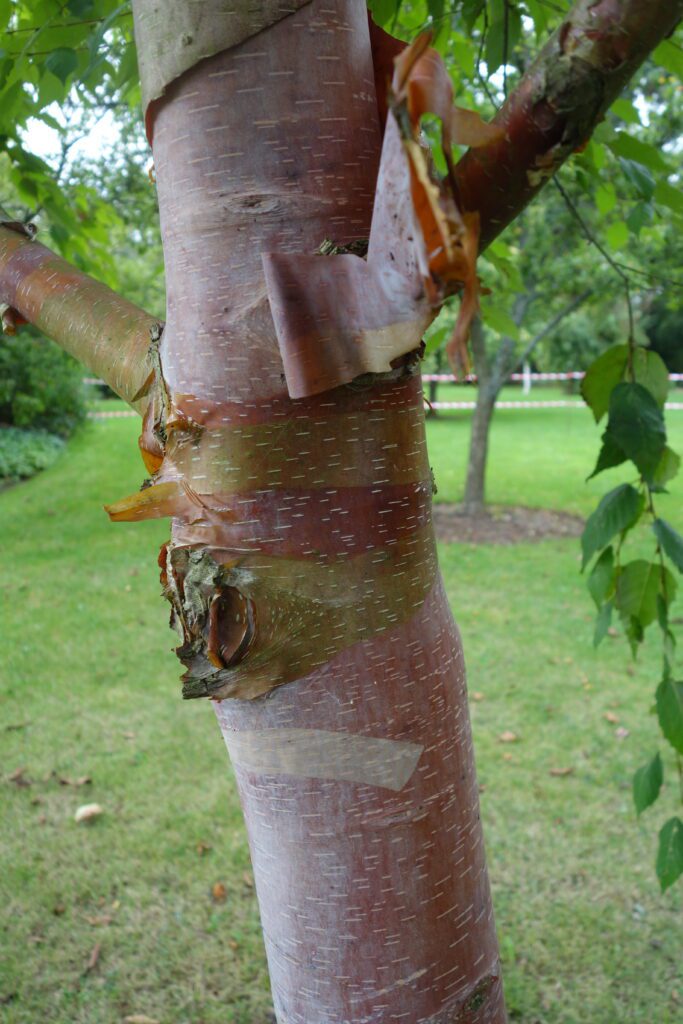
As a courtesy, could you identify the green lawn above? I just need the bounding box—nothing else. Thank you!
[1,407,682,1024]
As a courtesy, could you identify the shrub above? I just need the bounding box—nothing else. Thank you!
[0,427,64,480]
[0,329,86,437]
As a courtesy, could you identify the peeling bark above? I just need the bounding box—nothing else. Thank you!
[109,1,506,1019]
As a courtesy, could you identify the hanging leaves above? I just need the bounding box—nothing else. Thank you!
[582,335,682,889]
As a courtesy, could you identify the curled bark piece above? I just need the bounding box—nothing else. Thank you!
[264,31,497,395]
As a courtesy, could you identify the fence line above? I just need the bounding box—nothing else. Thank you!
[422,371,683,383]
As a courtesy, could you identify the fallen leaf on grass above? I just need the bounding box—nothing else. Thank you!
[124,1016,160,1023]
[7,767,31,787]
[242,872,254,889]
[74,803,104,824]
[615,727,630,740]
[603,711,619,724]
[471,692,485,702]
[52,903,66,916]
[549,767,574,777]
[196,842,212,856]
[498,731,519,743]
[211,882,227,903]
[122,731,136,740]
[84,942,101,974]
[84,914,112,927]
[52,771,92,787]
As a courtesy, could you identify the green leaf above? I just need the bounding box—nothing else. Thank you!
[604,382,666,484]
[616,560,661,628]
[581,345,628,423]
[595,183,617,215]
[653,180,683,217]
[593,600,613,648]
[653,39,683,78]
[626,201,652,237]
[653,519,683,573]
[44,48,79,85]
[587,546,615,607]
[656,678,683,754]
[610,98,641,125]
[632,753,662,816]
[608,134,669,173]
[632,348,669,408]
[653,446,681,489]
[605,220,628,250]
[618,158,655,201]
[656,817,683,892]
[481,303,520,340]
[589,432,626,480]
[581,486,642,569]
[625,614,644,657]
[485,0,522,74]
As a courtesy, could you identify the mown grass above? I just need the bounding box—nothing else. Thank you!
[1,405,682,1024]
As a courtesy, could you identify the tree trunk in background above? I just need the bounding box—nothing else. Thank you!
[462,391,496,516]
[133,2,505,1021]
[462,318,499,516]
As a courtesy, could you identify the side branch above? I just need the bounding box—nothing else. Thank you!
[455,0,683,251]
[0,219,160,409]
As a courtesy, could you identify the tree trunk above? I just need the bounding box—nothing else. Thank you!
[124,2,505,1020]
[462,387,496,517]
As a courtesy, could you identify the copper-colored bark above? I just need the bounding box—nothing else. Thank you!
[118,0,505,1018]
[455,0,683,250]
[0,220,157,407]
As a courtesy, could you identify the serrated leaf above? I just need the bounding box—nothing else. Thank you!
[581,344,628,422]
[44,48,79,85]
[656,817,683,892]
[616,561,660,628]
[609,134,669,173]
[625,614,644,657]
[593,600,613,648]
[632,347,669,408]
[587,546,615,607]
[581,486,642,569]
[589,432,627,480]
[604,382,666,484]
[626,201,652,236]
[653,519,683,573]
[652,446,680,489]
[653,179,683,216]
[632,753,662,816]
[606,220,628,250]
[618,158,656,201]
[656,677,683,754]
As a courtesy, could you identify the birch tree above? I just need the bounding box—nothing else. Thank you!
[1,1,681,1020]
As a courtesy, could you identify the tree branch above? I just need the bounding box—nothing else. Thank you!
[516,288,592,368]
[455,0,683,252]
[0,217,159,409]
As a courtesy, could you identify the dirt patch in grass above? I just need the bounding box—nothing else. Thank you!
[434,504,584,545]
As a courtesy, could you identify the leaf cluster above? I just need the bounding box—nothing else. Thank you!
[581,341,683,891]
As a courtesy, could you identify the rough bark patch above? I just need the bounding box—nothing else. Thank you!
[433,504,584,545]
